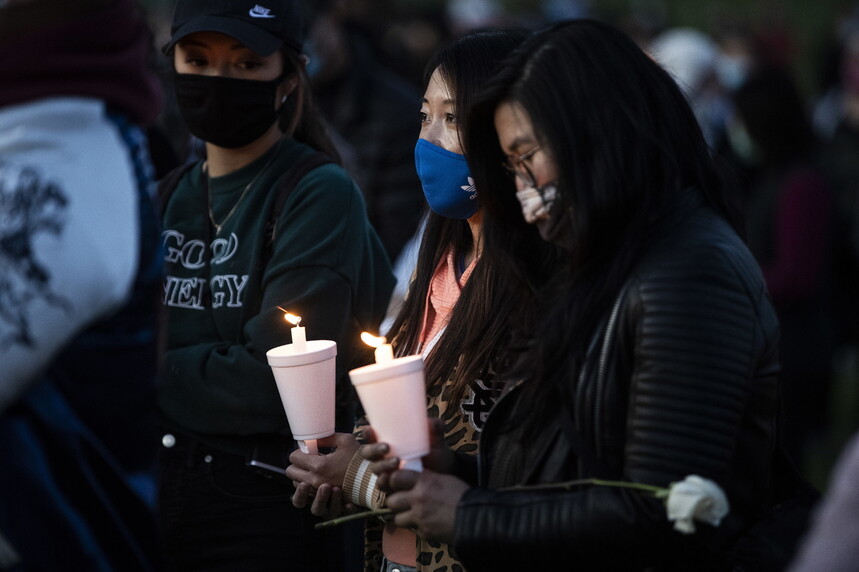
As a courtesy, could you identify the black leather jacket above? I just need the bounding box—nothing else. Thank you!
[452,193,783,571]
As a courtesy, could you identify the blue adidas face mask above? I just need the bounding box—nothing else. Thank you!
[414,139,478,219]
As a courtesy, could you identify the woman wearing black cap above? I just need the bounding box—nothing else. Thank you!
[157,1,395,569]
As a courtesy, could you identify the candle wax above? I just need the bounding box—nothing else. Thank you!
[374,343,394,364]
[291,325,307,354]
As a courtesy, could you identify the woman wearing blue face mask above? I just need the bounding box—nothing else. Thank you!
[285,27,536,572]
[156,0,395,569]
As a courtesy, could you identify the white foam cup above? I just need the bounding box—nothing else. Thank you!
[266,340,337,455]
[348,355,429,470]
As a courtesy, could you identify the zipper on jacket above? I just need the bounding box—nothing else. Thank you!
[594,287,628,458]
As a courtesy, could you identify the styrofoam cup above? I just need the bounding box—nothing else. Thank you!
[266,340,337,454]
[348,355,429,469]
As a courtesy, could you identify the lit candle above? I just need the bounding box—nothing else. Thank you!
[361,332,394,364]
[283,312,306,354]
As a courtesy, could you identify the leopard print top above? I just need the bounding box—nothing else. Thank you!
[359,372,499,572]
[418,375,497,572]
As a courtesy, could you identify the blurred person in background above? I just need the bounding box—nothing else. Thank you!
[375,2,453,91]
[707,18,766,186]
[304,0,426,265]
[726,65,836,476]
[813,19,859,364]
[712,20,762,95]
[0,0,163,569]
[649,26,732,150]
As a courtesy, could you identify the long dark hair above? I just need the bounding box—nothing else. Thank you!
[467,19,743,427]
[387,27,536,404]
[278,47,341,162]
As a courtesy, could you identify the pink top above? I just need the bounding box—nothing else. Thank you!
[418,247,478,352]
[383,246,478,566]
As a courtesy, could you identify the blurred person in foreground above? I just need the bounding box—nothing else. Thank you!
[0,0,164,569]
[789,429,859,571]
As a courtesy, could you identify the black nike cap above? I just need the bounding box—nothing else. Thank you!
[163,0,304,56]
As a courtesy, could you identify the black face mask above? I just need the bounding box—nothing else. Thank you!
[173,72,285,148]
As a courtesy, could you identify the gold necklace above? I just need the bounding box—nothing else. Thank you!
[207,146,279,234]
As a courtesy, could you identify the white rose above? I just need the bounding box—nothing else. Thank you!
[665,475,730,534]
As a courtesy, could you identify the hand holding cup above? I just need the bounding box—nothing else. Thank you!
[266,339,337,455]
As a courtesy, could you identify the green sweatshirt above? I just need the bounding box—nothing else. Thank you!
[159,138,395,454]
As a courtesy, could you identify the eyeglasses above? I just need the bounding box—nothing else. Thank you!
[502,144,542,186]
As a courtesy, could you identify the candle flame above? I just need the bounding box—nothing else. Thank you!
[283,312,301,326]
[360,332,386,348]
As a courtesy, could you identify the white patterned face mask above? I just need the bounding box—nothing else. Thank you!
[515,182,558,224]
[516,182,574,248]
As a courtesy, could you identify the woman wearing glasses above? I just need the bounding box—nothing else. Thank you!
[374,19,811,571]
[285,28,538,572]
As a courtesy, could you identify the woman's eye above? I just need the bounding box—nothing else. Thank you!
[184,58,207,67]
[238,60,263,71]
[445,113,457,123]
[419,111,429,123]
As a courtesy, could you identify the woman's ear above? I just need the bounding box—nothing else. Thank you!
[278,73,300,103]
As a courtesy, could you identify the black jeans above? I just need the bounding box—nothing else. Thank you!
[158,433,357,571]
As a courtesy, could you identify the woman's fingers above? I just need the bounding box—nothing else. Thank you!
[309,483,333,517]
[385,471,468,543]
[358,441,388,461]
[291,481,316,509]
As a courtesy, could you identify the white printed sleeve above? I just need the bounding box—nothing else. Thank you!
[0,98,139,410]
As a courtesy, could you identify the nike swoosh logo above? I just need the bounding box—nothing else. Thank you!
[249,5,275,18]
